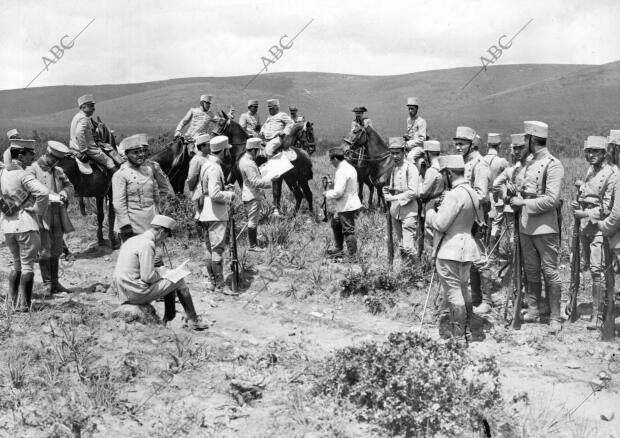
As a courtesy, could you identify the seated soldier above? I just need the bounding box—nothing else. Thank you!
[113,215,209,330]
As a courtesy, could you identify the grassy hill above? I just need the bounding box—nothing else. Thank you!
[2,62,617,155]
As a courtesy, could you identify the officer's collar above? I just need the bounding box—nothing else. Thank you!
[532,147,549,159]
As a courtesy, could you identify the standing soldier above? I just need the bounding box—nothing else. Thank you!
[571,136,616,329]
[26,141,75,296]
[239,137,273,252]
[608,129,620,171]
[3,129,21,166]
[185,134,211,217]
[112,134,160,242]
[418,140,446,254]
[239,99,261,137]
[453,126,492,315]
[260,99,294,157]
[426,155,481,339]
[175,94,227,154]
[382,137,420,266]
[0,139,49,311]
[484,133,509,249]
[324,147,362,260]
[289,105,305,123]
[510,121,565,334]
[403,97,427,152]
[69,94,117,174]
[198,136,236,294]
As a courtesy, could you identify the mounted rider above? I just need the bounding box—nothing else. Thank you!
[349,106,372,138]
[69,94,120,175]
[3,129,21,166]
[260,99,294,158]
[289,105,305,123]
[403,97,427,154]
[238,99,261,137]
[175,94,229,154]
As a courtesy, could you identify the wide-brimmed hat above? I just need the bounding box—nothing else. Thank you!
[352,106,368,113]
[10,139,35,151]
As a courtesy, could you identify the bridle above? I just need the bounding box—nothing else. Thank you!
[344,127,390,167]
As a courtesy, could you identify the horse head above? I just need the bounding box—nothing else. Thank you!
[286,121,316,155]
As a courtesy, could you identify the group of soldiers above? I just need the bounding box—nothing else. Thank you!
[1,91,619,340]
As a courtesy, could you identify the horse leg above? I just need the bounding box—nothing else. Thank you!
[300,179,314,214]
[96,196,105,246]
[367,182,375,211]
[108,194,120,249]
[272,178,283,216]
[79,196,86,216]
[288,180,303,215]
[357,175,365,207]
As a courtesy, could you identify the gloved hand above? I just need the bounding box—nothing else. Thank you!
[119,224,134,241]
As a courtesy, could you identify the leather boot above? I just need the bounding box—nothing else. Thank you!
[523,282,542,322]
[248,227,264,252]
[177,288,209,330]
[212,261,237,296]
[162,291,177,325]
[8,270,21,308]
[587,280,603,330]
[474,274,493,314]
[15,272,34,312]
[51,257,71,294]
[205,261,216,292]
[470,267,482,307]
[39,257,52,297]
[539,283,551,317]
[464,302,474,343]
[330,219,344,253]
[548,283,563,334]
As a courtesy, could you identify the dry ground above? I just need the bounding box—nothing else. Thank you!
[0,153,619,438]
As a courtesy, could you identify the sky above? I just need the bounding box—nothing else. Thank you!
[1,0,618,91]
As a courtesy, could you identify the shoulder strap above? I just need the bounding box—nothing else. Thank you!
[458,185,482,224]
[540,156,554,193]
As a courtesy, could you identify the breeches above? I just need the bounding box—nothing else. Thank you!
[204,221,228,262]
[264,137,282,156]
[520,233,560,285]
[392,216,417,253]
[85,147,115,170]
[331,210,357,236]
[436,259,472,309]
[581,232,604,278]
[125,278,187,305]
[244,199,260,228]
[40,211,64,258]
[6,231,41,273]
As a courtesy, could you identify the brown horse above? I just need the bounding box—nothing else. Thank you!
[214,113,315,215]
[149,136,191,195]
[59,118,119,248]
[342,126,393,210]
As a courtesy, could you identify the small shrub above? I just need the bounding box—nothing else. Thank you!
[340,269,401,314]
[315,331,502,437]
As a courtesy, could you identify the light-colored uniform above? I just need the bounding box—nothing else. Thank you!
[598,172,620,263]
[464,150,490,203]
[198,155,234,263]
[517,147,564,296]
[419,160,447,248]
[186,152,208,201]
[239,111,261,137]
[112,162,160,234]
[113,229,186,304]
[26,159,74,259]
[70,110,115,170]
[405,116,427,150]
[239,153,270,228]
[484,150,509,235]
[260,112,294,156]
[387,159,419,255]
[325,159,362,254]
[578,163,616,282]
[175,107,221,141]
[426,181,482,311]
[492,161,526,257]
[0,161,49,272]
[291,115,305,123]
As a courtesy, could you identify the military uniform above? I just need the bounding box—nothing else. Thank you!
[598,170,620,263]
[70,95,116,171]
[260,100,294,157]
[112,162,160,239]
[27,142,75,294]
[3,129,20,166]
[418,141,447,254]
[426,155,481,338]
[239,111,261,137]
[405,116,427,150]
[1,144,49,310]
[175,107,221,141]
[198,136,235,292]
[484,136,509,239]
[146,161,173,198]
[239,138,271,250]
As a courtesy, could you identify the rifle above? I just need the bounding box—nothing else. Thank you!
[510,209,524,329]
[416,153,430,258]
[566,183,582,322]
[229,205,240,293]
[386,170,395,269]
[601,235,616,340]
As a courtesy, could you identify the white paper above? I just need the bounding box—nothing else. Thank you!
[259,153,294,181]
[49,193,63,204]
[162,259,190,283]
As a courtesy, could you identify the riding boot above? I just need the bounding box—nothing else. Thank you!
[587,280,603,330]
[470,266,482,307]
[329,219,345,255]
[248,227,264,252]
[212,261,237,296]
[464,301,474,343]
[523,282,542,322]
[206,261,216,292]
[539,282,551,317]
[15,272,35,312]
[8,270,21,308]
[177,288,209,330]
[548,283,563,334]
[162,291,177,325]
[474,274,493,314]
[51,257,71,294]
[39,257,52,297]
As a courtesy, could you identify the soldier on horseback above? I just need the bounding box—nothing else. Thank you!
[238,99,261,137]
[3,129,21,166]
[175,94,229,154]
[289,105,305,123]
[70,94,119,175]
[260,99,294,157]
[403,97,427,152]
[348,106,372,139]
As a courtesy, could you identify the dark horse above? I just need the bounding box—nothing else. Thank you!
[343,126,393,210]
[214,112,315,215]
[149,136,191,195]
[59,118,120,248]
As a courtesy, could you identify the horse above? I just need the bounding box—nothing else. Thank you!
[59,118,120,248]
[342,126,393,211]
[214,113,315,216]
[149,136,191,195]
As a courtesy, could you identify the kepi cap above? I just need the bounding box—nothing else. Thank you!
[10,139,35,151]
[388,137,406,150]
[289,104,298,111]
[608,129,620,145]
[77,94,95,106]
[409,146,425,162]
[6,129,19,139]
[195,134,210,147]
[487,133,501,145]
[200,94,213,103]
[151,214,177,231]
[510,133,526,146]
[267,99,280,107]
[47,140,70,158]
[524,121,548,139]
[423,140,441,152]
[438,154,465,170]
[247,99,258,106]
[119,134,149,154]
[407,97,419,107]
[584,135,607,150]
[246,138,262,150]
[453,126,476,142]
[210,135,231,152]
